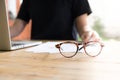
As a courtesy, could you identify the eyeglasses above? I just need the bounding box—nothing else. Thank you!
[55,41,104,58]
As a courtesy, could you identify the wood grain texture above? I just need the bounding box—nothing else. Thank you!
[0,41,120,80]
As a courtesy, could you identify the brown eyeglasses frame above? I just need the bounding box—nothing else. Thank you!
[55,41,104,58]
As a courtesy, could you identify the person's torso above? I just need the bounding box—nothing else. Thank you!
[28,0,75,40]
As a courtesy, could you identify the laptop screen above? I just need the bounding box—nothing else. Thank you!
[0,0,12,50]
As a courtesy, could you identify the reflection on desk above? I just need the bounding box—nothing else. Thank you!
[0,40,120,80]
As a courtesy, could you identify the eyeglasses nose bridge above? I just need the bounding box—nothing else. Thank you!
[78,46,84,51]
[55,44,60,48]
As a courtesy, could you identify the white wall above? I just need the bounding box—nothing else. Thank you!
[20,0,23,4]
[8,0,16,17]
[8,0,23,17]
[89,0,120,38]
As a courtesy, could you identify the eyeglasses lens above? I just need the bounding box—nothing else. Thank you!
[85,42,102,56]
[60,43,77,57]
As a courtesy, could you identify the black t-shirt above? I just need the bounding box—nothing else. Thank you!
[17,0,92,40]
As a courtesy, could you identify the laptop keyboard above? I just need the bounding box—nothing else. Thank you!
[11,41,41,48]
[11,41,31,48]
[12,42,25,46]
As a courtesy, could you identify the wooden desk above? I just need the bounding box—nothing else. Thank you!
[0,41,120,80]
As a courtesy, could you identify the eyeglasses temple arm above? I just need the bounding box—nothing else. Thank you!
[78,46,84,51]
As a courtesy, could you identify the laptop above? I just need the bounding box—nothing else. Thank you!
[0,0,41,50]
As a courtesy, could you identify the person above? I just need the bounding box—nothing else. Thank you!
[10,0,101,42]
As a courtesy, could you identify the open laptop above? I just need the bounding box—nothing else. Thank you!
[0,0,41,50]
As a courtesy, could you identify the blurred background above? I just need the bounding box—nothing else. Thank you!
[7,0,120,41]
[89,0,120,41]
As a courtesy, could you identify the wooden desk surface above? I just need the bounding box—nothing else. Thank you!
[0,41,120,80]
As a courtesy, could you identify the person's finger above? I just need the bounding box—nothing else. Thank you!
[81,31,102,43]
[81,31,92,43]
[91,31,102,41]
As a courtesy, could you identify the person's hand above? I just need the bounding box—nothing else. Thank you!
[80,30,102,43]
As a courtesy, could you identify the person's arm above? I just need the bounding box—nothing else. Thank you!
[10,0,30,39]
[10,18,27,38]
[75,13,101,42]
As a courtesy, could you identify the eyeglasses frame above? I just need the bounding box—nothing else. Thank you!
[55,41,104,58]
